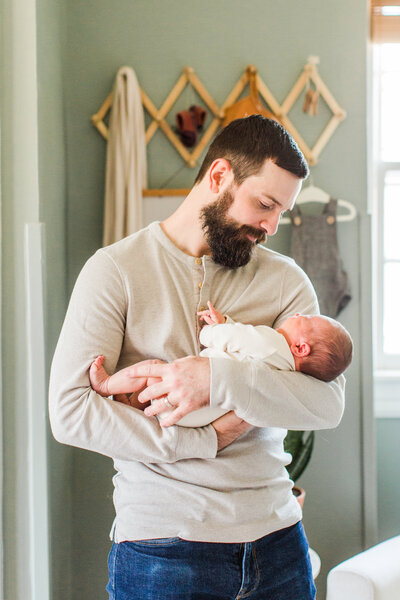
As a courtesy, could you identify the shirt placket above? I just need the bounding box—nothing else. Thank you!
[193,256,210,350]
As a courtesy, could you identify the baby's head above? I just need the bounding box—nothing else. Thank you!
[278,314,353,382]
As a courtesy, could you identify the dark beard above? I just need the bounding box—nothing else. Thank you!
[200,189,266,269]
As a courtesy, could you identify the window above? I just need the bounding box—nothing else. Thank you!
[373,44,400,371]
[372,42,400,415]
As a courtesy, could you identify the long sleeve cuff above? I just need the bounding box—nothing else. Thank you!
[175,424,218,462]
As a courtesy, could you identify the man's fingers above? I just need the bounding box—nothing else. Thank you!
[143,398,166,417]
[159,408,187,427]
[143,397,193,426]
[129,362,166,379]
[138,382,168,403]
[143,398,183,426]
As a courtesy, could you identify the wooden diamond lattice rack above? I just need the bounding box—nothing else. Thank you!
[277,61,346,166]
[91,61,346,190]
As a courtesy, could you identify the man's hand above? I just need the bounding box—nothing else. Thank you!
[128,356,210,426]
[113,358,165,410]
[124,356,252,449]
[211,411,252,451]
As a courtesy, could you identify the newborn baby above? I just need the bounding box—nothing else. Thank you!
[89,302,353,427]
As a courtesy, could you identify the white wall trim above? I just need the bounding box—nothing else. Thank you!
[25,224,50,600]
[375,401,400,419]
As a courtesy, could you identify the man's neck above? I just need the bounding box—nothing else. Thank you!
[161,185,212,257]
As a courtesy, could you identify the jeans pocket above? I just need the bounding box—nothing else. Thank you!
[128,537,182,546]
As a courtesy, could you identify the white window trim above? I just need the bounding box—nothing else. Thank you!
[374,371,400,418]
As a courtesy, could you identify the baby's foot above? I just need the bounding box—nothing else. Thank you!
[89,355,111,397]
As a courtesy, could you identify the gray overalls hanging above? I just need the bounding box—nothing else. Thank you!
[289,198,351,318]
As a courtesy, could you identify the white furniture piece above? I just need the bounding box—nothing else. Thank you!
[309,548,321,580]
[326,536,400,599]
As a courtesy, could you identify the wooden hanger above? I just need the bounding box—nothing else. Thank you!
[222,66,276,127]
[280,184,357,224]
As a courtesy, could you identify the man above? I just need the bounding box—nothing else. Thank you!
[49,116,345,599]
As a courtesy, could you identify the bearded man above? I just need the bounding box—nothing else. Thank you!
[49,115,345,599]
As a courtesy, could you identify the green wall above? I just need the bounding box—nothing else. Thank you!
[61,2,371,599]
[3,1,387,599]
[65,0,369,288]
[377,419,400,543]
[7,0,400,600]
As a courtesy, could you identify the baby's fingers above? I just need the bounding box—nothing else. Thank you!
[207,301,217,313]
[202,315,215,325]
[207,301,225,324]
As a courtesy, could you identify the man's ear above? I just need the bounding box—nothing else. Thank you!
[208,159,233,193]
[290,341,311,358]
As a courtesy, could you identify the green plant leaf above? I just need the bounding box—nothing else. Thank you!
[284,430,314,482]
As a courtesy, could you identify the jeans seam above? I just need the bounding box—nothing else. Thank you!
[236,548,261,598]
[113,543,119,600]
[236,543,258,600]
[251,546,260,594]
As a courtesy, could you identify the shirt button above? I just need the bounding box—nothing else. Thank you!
[195,258,202,265]
[198,282,203,289]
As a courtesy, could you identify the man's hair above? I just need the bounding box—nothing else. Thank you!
[194,115,309,185]
[299,318,353,382]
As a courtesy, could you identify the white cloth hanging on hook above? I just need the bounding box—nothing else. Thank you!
[103,66,147,246]
[280,184,357,224]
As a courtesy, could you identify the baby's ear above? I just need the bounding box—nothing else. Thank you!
[290,342,311,358]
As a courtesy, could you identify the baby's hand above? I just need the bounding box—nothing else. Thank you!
[197,301,226,325]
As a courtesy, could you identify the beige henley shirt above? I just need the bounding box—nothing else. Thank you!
[49,221,345,543]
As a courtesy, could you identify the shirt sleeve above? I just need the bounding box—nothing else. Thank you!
[48,250,218,463]
[208,261,345,430]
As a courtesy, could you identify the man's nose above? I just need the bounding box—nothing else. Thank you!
[261,214,281,236]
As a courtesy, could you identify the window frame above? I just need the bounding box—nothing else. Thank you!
[372,43,400,418]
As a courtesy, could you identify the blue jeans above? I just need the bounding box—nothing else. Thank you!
[106,521,316,599]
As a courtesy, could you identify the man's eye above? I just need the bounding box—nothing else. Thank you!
[259,201,273,210]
